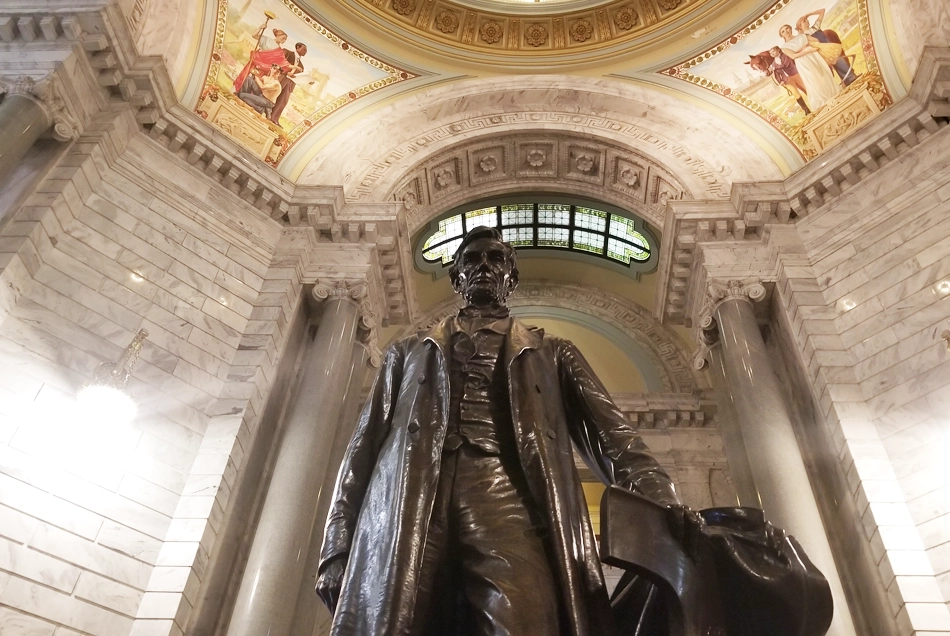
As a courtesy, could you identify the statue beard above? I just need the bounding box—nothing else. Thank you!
[458,273,513,307]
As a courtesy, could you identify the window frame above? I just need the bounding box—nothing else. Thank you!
[413,196,659,280]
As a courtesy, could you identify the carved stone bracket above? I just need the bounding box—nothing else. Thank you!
[312,279,383,367]
[0,73,80,141]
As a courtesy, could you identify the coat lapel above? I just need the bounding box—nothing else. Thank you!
[505,317,544,368]
[420,316,454,361]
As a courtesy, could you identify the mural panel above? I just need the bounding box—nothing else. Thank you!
[663,0,892,160]
[196,0,415,165]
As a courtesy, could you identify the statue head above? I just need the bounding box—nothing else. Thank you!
[449,226,519,308]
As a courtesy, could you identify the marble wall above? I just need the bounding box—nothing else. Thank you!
[783,121,950,633]
[0,106,307,635]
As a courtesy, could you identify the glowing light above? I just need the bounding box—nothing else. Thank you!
[77,385,138,428]
[936,280,950,296]
[130,272,144,282]
[840,299,856,312]
[219,298,228,306]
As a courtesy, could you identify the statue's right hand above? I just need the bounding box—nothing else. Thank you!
[315,557,346,613]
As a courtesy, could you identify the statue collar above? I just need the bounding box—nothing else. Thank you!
[421,314,543,364]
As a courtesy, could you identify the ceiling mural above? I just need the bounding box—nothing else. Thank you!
[195,0,416,166]
[662,0,892,160]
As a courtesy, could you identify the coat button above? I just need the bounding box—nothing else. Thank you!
[408,421,420,433]
[418,375,426,384]
[546,430,556,439]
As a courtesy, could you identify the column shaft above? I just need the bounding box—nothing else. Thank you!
[290,343,368,636]
[0,93,51,183]
[228,298,360,636]
[715,297,856,636]
[707,342,760,508]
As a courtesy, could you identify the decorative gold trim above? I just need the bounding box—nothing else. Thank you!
[346,0,697,54]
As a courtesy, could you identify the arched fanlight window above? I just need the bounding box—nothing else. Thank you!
[414,199,658,279]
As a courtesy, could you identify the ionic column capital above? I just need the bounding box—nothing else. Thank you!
[0,73,79,141]
[312,278,383,367]
[701,278,766,324]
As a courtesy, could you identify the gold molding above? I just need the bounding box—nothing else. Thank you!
[345,0,701,54]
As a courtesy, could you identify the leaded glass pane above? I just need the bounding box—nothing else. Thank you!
[574,207,606,232]
[465,207,498,229]
[501,204,534,226]
[607,238,650,264]
[572,230,604,254]
[423,236,466,264]
[538,226,569,247]
[422,214,464,251]
[538,204,570,226]
[503,226,534,247]
[608,216,648,249]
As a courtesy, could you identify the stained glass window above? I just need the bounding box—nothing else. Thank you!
[419,202,652,267]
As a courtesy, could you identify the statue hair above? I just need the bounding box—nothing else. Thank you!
[448,226,520,292]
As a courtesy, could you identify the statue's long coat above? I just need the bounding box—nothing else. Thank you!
[319,316,678,635]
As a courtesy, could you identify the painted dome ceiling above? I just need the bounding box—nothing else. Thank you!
[164,0,916,189]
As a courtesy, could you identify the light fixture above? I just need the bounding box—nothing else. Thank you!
[77,329,148,427]
[130,271,144,282]
[840,299,856,312]
[935,280,950,296]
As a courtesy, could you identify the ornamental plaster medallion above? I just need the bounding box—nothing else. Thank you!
[478,156,498,173]
[435,168,455,188]
[575,154,596,173]
[392,0,415,16]
[614,6,638,30]
[620,167,641,188]
[525,23,548,47]
[479,20,503,44]
[570,19,594,43]
[658,0,681,9]
[527,150,546,167]
[435,11,460,34]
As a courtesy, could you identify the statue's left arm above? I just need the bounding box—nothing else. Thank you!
[556,339,681,507]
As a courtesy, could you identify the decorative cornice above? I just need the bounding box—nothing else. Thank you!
[612,392,718,430]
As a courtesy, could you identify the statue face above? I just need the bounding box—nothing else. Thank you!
[453,237,515,306]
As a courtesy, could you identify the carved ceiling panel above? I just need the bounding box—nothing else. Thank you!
[329,0,706,58]
[391,132,690,231]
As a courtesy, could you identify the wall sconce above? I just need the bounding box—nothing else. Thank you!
[77,329,148,427]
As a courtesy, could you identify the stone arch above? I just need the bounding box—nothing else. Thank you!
[293,76,783,196]
[391,130,691,232]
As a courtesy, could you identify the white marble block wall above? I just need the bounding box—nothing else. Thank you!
[792,122,950,634]
[0,108,304,635]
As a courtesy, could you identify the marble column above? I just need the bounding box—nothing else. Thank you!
[702,333,760,508]
[227,281,371,636]
[0,76,75,184]
[289,342,369,636]
[709,279,856,636]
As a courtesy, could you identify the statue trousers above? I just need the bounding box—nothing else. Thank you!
[411,443,561,636]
